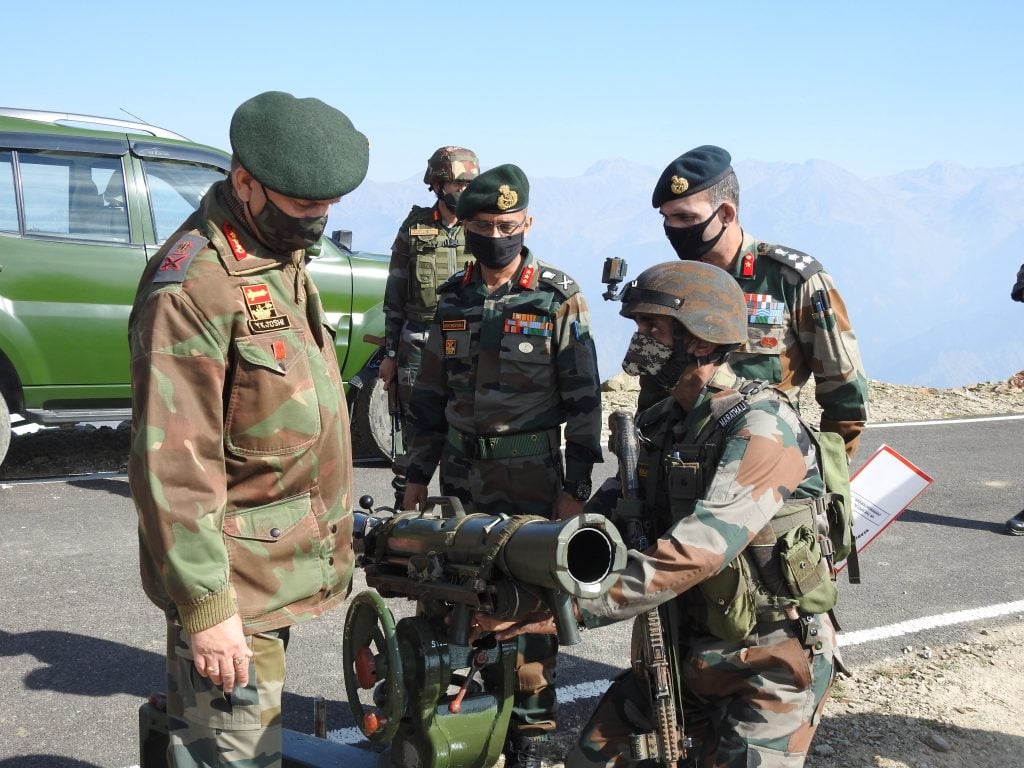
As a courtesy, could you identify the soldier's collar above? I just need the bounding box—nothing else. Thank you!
[207,182,292,275]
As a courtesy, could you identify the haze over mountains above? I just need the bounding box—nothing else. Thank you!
[331,159,1024,387]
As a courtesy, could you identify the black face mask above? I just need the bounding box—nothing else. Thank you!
[465,230,523,269]
[664,204,725,261]
[248,183,328,253]
[441,191,461,212]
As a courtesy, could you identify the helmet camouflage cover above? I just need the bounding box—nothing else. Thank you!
[620,261,747,346]
[424,146,480,186]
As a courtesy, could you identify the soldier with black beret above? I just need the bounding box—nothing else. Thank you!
[645,145,869,458]
[129,91,368,766]
[403,163,603,768]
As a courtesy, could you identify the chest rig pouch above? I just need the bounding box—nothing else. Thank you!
[408,222,468,322]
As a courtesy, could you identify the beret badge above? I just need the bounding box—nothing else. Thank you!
[670,175,689,196]
[496,184,519,211]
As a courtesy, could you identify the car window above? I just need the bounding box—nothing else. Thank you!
[141,158,225,243]
[18,152,129,242]
[0,152,15,232]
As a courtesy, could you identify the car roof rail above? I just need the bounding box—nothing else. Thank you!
[0,107,190,141]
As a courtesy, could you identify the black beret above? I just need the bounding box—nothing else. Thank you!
[651,145,732,208]
[230,91,369,200]
[456,163,529,219]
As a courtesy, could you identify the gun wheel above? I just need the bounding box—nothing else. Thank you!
[342,590,405,742]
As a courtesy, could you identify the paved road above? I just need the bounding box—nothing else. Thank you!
[1,417,1022,767]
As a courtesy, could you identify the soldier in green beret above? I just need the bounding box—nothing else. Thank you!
[645,145,869,458]
[403,163,604,768]
[379,146,480,505]
[128,91,369,766]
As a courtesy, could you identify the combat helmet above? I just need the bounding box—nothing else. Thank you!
[620,260,747,347]
[423,146,480,187]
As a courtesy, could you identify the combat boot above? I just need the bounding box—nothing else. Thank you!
[1006,510,1024,536]
[503,733,547,768]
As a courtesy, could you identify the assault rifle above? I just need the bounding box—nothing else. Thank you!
[342,495,627,768]
[608,410,693,766]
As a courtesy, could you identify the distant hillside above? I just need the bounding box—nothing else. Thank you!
[331,159,1024,387]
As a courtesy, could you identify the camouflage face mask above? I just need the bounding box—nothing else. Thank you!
[622,332,675,378]
[250,183,328,253]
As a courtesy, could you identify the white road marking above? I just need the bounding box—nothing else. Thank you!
[867,414,1024,428]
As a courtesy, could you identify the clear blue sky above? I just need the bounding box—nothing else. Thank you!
[4,1,1021,182]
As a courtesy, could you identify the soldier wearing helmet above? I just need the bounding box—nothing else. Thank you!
[478,261,841,767]
[379,146,479,504]
[644,145,869,459]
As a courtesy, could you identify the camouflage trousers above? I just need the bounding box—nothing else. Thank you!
[165,620,289,767]
[443,440,564,734]
[567,615,838,768]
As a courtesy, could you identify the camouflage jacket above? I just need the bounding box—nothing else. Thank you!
[578,365,824,633]
[128,182,354,636]
[639,232,868,457]
[383,203,472,350]
[404,248,603,486]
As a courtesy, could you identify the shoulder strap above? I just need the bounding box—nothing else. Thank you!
[535,262,581,298]
[757,241,824,279]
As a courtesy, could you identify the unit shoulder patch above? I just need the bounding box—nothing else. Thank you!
[757,242,824,279]
[536,263,580,297]
[152,234,209,284]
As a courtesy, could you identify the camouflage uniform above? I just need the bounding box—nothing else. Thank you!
[129,181,354,764]
[572,364,838,768]
[384,203,472,411]
[405,247,603,734]
[639,232,868,458]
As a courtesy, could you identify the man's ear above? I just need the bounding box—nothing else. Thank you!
[233,166,257,204]
[719,201,737,226]
[691,338,718,357]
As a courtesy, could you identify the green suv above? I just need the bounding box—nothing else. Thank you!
[0,108,392,468]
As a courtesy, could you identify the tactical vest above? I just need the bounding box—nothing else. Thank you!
[404,208,472,323]
[616,382,838,642]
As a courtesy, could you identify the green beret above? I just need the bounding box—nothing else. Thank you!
[230,91,369,200]
[651,145,732,208]
[456,163,529,219]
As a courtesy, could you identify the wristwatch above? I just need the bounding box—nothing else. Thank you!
[562,478,592,501]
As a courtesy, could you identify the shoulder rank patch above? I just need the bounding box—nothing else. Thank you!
[410,225,440,237]
[152,234,208,284]
[758,242,823,278]
[536,264,580,297]
[461,262,475,286]
[242,283,291,334]
[518,265,536,289]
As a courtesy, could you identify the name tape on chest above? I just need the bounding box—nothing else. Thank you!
[242,282,292,334]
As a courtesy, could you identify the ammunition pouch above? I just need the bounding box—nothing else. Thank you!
[447,427,555,461]
[698,555,757,642]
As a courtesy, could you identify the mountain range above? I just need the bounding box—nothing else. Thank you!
[329,158,1024,387]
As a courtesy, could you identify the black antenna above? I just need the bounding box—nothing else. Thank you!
[119,107,147,124]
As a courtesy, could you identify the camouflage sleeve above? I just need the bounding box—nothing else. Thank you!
[403,316,449,484]
[128,287,235,634]
[554,291,603,482]
[796,270,869,457]
[577,405,810,626]
[383,226,411,352]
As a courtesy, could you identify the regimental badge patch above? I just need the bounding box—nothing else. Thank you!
[242,283,292,334]
[504,312,553,337]
[444,337,458,356]
[496,184,518,211]
[152,234,208,283]
[744,293,784,325]
[670,175,689,195]
[442,319,467,331]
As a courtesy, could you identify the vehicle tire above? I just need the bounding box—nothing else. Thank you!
[0,393,10,469]
[349,376,393,461]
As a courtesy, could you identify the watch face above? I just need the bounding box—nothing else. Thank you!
[567,480,591,500]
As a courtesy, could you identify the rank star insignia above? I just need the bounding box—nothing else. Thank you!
[778,249,814,271]
[670,175,689,195]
